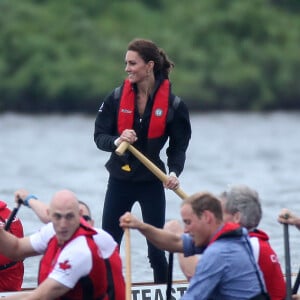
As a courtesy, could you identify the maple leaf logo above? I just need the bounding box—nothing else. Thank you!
[59,260,72,271]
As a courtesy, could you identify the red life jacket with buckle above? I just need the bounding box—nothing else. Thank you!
[208,222,242,246]
[38,223,114,300]
[117,79,170,138]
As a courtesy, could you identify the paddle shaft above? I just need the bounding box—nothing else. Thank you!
[116,141,189,299]
[166,252,174,300]
[125,228,131,300]
[4,202,21,231]
[283,223,292,300]
[116,142,189,200]
[292,268,300,295]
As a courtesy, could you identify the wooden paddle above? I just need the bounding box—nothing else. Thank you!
[125,228,131,300]
[115,141,189,199]
[116,141,189,300]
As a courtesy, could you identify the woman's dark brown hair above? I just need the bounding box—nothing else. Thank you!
[127,38,174,79]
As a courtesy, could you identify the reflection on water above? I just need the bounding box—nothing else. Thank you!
[1,112,300,287]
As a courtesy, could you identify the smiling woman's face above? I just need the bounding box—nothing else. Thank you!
[124,50,153,84]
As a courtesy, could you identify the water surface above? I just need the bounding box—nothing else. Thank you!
[1,112,300,287]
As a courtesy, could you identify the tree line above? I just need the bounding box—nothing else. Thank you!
[0,0,299,113]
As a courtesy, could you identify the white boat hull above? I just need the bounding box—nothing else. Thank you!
[0,276,297,299]
[131,280,188,300]
[0,280,189,299]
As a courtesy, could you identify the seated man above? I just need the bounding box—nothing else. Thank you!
[165,184,286,300]
[221,184,285,300]
[0,189,125,300]
[0,200,24,292]
[120,191,269,300]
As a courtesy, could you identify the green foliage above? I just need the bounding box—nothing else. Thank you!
[0,0,299,113]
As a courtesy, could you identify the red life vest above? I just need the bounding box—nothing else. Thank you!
[249,229,286,300]
[0,200,24,292]
[38,224,113,300]
[0,201,24,265]
[117,79,170,138]
[208,222,242,246]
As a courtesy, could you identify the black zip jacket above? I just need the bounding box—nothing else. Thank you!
[94,78,191,182]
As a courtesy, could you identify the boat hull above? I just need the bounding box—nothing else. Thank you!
[0,280,189,299]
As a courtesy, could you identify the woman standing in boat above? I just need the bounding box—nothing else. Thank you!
[94,38,191,283]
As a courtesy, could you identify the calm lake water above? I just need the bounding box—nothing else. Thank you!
[1,112,300,287]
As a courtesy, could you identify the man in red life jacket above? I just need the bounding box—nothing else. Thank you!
[0,190,125,300]
[220,184,286,300]
[0,200,24,292]
[120,192,268,299]
[164,185,286,300]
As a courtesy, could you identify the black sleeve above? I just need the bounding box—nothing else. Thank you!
[166,99,192,176]
[94,91,120,152]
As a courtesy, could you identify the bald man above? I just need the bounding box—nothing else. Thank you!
[0,190,125,300]
[14,188,95,226]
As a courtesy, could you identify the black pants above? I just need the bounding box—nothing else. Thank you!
[101,177,168,283]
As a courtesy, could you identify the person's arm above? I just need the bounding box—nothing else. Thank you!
[15,189,50,223]
[166,99,191,177]
[94,92,120,152]
[278,208,300,230]
[164,171,181,190]
[0,223,36,261]
[1,292,32,299]
[119,212,183,252]
[164,220,198,281]
[3,278,70,300]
